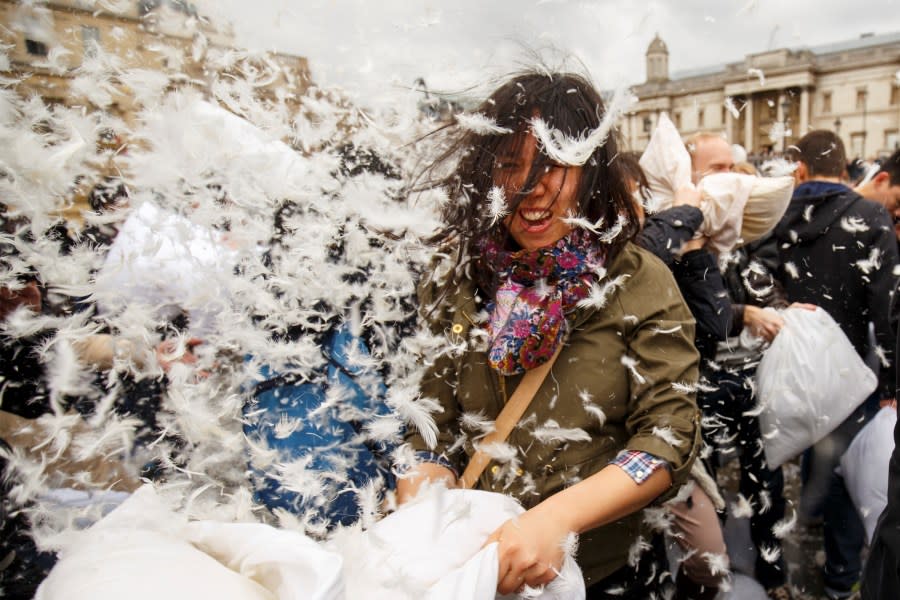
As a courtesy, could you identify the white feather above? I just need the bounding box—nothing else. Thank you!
[747,67,766,85]
[620,355,646,385]
[532,420,592,444]
[486,186,509,227]
[529,86,635,167]
[577,274,630,310]
[730,493,754,519]
[455,112,512,135]
[651,425,685,447]
[772,510,798,539]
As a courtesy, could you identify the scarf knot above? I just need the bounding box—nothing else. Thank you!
[479,229,604,375]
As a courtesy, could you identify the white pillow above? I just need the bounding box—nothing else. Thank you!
[840,406,897,543]
[37,486,344,600]
[331,486,585,600]
[638,114,793,253]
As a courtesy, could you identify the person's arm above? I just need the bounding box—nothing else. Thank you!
[486,465,671,594]
[485,256,701,593]
[742,304,784,342]
[636,205,704,266]
[672,248,732,347]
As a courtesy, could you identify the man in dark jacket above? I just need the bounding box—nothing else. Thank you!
[683,135,794,598]
[700,236,794,598]
[774,130,899,599]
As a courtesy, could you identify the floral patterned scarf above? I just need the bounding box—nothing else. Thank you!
[479,229,604,375]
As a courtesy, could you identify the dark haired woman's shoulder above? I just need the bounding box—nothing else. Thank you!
[608,241,678,281]
[415,255,482,335]
[607,242,689,313]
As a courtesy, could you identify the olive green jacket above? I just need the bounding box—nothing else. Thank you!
[407,242,701,585]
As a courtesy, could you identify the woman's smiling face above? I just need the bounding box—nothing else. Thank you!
[494,132,581,251]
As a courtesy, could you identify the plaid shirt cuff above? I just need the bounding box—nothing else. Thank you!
[610,450,670,484]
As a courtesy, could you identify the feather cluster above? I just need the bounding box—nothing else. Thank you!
[0,36,450,549]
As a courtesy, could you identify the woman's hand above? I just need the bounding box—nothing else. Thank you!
[484,506,571,594]
[743,305,784,342]
[745,303,816,342]
[0,281,41,320]
[156,337,207,377]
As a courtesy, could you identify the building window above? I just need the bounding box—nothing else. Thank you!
[856,89,868,111]
[851,132,865,158]
[698,108,705,128]
[642,116,652,133]
[82,26,101,58]
[822,92,832,114]
[891,86,900,106]
[674,112,682,130]
[25,39,48,57]
[721,106,727,125]
[886,130,899,151]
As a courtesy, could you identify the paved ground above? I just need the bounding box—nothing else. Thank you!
[717,459,839,600]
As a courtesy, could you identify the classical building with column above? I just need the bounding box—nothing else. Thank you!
[0,0,312,125]
[0,0,314,218]
[623,32,900,160]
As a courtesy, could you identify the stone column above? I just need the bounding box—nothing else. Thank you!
[800,87,810,137]
[776,92,789,153]
[744,95,755,152]
[725,97,735,143]
[776,92,785,128]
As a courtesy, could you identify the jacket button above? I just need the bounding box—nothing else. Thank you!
[515,468,524,476]
[451,323,464,335]
[490,465,500,475]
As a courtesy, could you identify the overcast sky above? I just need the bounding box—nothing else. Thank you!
[198,0,900,105]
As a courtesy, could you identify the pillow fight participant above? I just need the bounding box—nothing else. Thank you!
[620,152,732,600]
[775,130,899,600]
[856,148,900,250]
[685,134,797,600]
[397,71,701,599]
[242,146,415,531]
[0,205,58,598]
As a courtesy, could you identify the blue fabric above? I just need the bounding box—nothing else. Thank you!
[243,325,397,528]
[792,180,849,199]
[413,450,459,478]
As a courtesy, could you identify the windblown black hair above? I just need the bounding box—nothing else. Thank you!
[423,71,639,294]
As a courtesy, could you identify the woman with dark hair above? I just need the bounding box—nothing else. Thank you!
[398,72,701,598]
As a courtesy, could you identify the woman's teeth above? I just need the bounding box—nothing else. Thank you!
[520,209,549,223]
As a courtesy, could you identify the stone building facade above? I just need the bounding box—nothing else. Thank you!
[0,0,314,219]
[0,0,312,124]
[624,32,900,160]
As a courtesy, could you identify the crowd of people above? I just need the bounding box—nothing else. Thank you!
[2,68,900,600]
